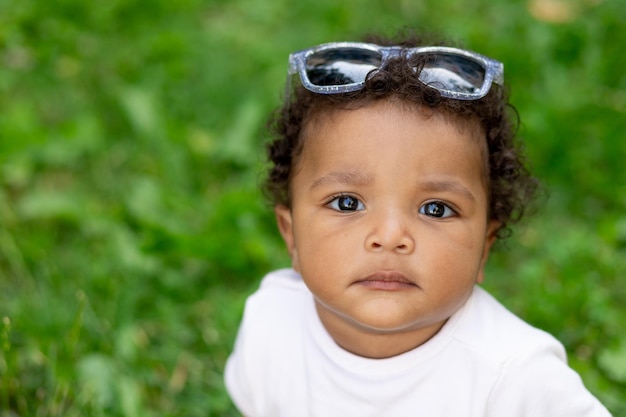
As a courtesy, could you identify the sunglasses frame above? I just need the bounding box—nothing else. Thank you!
[288,42,504,100]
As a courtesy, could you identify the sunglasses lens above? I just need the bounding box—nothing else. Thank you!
[305,48,382,87]
[419,54,486,95]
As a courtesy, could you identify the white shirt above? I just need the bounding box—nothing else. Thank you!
[225,268,611,417]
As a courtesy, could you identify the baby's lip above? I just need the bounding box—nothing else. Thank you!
[356,271,418,288]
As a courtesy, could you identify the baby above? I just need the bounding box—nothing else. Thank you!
[224,32,611,416]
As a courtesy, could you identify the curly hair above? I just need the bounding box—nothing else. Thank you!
[263,32,539,239]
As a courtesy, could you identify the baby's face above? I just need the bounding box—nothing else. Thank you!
[275,100,499,357]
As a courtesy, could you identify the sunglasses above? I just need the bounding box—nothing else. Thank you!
[288,42,504,100]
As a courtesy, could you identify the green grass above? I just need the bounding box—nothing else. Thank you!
[1,0,625,415]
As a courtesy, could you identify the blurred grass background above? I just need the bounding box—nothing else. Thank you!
[0,0,624,415]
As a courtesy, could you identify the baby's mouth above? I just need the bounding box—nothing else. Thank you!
[355,271,418,290]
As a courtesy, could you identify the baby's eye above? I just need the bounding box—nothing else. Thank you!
[419,201,456,218]
[327,195,365,212]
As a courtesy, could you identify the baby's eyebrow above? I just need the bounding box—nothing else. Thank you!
[310,171,374,190]
[420,180,476,202]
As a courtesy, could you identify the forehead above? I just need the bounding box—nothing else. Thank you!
[298,100,487,171]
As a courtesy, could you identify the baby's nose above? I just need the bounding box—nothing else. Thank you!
[364,212,415,254]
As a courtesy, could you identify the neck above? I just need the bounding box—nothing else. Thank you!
[314,301,447,359]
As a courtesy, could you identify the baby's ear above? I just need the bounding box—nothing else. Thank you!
[274,205,299,269]
[477,220,501,284]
